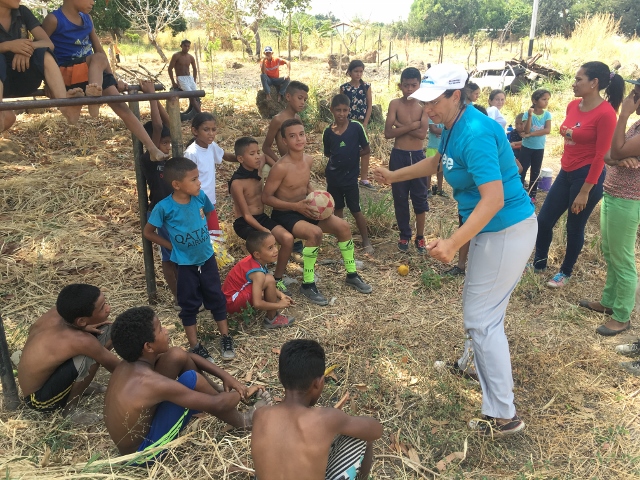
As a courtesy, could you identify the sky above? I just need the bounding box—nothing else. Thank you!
[268,0,414,24]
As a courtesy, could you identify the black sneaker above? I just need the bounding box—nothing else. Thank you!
[437,189,449,198]
[616,342,640,358]
[620,360,640,376]
[345,273,372,294]
[398,239,409,252]
[470,415,525,436]
[300,282,328,306]
[449,360,478,381]
[220,335,235,360]
[431,184,438,196]
[443,266,465,276]
[190,342,215,364]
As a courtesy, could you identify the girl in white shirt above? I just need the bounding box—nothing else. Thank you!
[486,89,507,130]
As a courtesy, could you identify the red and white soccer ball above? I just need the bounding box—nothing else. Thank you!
[306,190,335,220]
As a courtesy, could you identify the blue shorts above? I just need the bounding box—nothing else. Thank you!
[135,370,199,462]
[147,211,171,262]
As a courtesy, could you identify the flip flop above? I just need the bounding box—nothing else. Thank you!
[579,300,613,315]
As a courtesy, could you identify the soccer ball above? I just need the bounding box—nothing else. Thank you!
[306,190,335,220]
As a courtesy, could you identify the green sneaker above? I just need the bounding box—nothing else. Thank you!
[275,278,291,297]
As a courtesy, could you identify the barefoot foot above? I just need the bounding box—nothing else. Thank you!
[241,389,274,429]
[85,83,102,117]
[0,110,17,132]
[81,381,107,397]
[64,408,103,425]
[60,88,84,125]
[363,243,374,255]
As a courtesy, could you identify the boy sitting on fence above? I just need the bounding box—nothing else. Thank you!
[0,1,83,131]
[104,306,268,459]
[17,284,119,425]
[42,0,167,161]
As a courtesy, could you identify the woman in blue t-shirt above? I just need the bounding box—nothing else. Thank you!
[375,64,537,436]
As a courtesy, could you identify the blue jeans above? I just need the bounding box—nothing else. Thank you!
[260,74,289,95]
[533,164,605,276]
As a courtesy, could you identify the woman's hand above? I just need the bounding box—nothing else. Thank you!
[373,167,395,185]
[426,238,456,263]
[571,191,589,214]
[618,157,640,168]
[620,91,640,118]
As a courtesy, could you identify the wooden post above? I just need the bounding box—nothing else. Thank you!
[195,39,202,89]
[330,32,333,58]
[438,34,444,63]
[167,98,184,158]
[129,101,157,304]
[388,41,392,87]
[299,29,303,61]
[488,38,493,62]
[339,42,342,73]
[520,40,523,60]
[0,315,20,411]
[377,29,382,66]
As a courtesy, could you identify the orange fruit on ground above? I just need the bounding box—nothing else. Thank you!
[397,264,409,276]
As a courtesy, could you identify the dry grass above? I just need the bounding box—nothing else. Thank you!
[1,32,640,479]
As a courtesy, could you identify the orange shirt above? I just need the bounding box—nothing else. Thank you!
[262,57,286,78]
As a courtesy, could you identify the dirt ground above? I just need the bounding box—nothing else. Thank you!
[1,51,640,479]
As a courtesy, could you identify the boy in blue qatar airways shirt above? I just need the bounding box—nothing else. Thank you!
[144,157,235,362]
[323,94,373,254]
[439,103,534,233]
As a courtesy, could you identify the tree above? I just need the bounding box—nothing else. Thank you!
[277,0,310,61]
[189,0,274,57]
[116,0,186,61]
[407,0,481,40]
[91,0,131,41]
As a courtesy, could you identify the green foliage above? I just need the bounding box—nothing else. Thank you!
[91,0,131,38]
[360,193,396,237]
[420,268,442,290]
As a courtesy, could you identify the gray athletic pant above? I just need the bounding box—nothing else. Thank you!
[461,214,537,419]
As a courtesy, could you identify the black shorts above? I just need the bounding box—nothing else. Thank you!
[24,358,78,412]
[233,213,279,239]
[271,209,319,234]
[327,183,361,213]
[0,48,49,98]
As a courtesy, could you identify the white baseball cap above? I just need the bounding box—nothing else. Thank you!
[264,46,273,53]
[409,63,468,102]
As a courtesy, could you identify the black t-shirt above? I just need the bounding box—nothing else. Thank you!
[0,6,40,43]
[322,120,369,187]
[508,130,523,159]
[140,151,172,210]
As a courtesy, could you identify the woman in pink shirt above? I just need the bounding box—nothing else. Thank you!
[532,61,624,288]
[580,81,640,344]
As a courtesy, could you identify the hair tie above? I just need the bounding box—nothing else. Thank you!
[610,72,615,79]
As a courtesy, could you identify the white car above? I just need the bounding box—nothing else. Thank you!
[470,61,525,91]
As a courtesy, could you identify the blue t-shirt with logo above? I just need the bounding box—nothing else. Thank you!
[427,119,444,150]
[148,191,214,266]
[439,105,534,233]
[522,110,552,150]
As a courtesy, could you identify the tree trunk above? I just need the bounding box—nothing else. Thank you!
[254,30,261,58]
[150,37,168,62]
[288,13,292,61]
[299,29,302,61]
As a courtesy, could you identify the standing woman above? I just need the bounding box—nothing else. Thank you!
[375,64,536,435]
[532,62,624,288]
[580,81,640,339]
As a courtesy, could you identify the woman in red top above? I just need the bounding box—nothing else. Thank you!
[532,61,624,288]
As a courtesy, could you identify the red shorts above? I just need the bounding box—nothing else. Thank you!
[225,285,253,314]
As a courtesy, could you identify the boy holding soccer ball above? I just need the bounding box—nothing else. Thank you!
[262,118,373,305]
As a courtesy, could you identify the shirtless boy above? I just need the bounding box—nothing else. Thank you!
[168,39,201,113]
[18,284,119,425]
[252,339,383,480]
[384,67,430,254]
[105,306,267,459]
[229,136,294,295]
[262,80,308,167]
[262,118,372,306]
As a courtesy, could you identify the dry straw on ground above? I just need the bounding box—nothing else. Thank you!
[2,47,640,479]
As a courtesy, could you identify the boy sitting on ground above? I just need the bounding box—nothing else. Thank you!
[42,0,166,160]
[0,1,83,131]
[229,136,294,295]
[223,231,295,329]
[323,94,374,254]
[262,80,308,167]
[262,118,372,306]
[104,307,267,458]
[17,284,119,425]
[144,157,235,361]
[252,339,383,480]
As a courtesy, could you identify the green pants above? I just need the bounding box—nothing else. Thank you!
[600,193,640,322]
